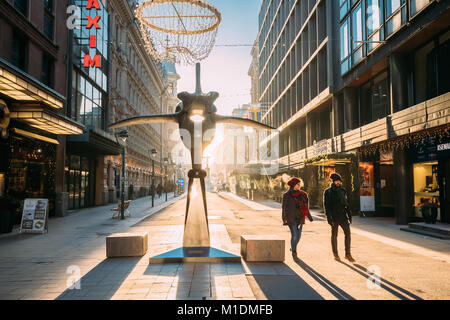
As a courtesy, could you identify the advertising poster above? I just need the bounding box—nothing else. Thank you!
[359,162,375,212]
[20,199,48,234]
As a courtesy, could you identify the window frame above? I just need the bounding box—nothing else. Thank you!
[43,0,55,41]
[384,0,407,39]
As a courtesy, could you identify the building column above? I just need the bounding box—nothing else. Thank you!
[343,87,358,131]
[55,136,68,217]
[332,93,344,136]
[95,156,106,206]
[393,148,413,224]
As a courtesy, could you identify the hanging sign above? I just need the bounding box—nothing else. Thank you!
[20,199,49,234]
[359,162,375,212]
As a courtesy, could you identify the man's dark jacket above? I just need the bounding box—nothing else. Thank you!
[323,184,352,224]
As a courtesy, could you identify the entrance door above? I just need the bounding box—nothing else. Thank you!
[438,158,450,223]
[66,155,91,210]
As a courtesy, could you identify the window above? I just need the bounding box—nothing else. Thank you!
[414,30,450,104]
[340,0,351,21]
[385,0,406,37]
[43,0,54,41]
[409,0,430,17]
[14,0,28,16]
[360,71,390,124]
[351,3,365,65]
[366,0,384,52]
[41,53,54,88]
[340,17,351,74]
[11,31,27,72]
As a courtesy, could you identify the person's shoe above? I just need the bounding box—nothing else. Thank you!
[292,251,298,260]
[333,253,341,261]
[345,254,356,263]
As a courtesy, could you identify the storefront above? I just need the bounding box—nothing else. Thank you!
[0,59,83,225]
[358,150,396,217]
[411,136,450,223]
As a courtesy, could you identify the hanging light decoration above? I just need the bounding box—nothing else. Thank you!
[136,0,222,65]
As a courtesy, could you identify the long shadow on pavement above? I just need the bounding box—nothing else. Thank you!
[56,257,140,300]
[245,261,350,300]
[338,261,423,300]
[294,259,355,300]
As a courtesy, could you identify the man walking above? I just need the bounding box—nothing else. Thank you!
[323,173,355,262]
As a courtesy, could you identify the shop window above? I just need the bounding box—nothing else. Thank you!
[413,162,440,220]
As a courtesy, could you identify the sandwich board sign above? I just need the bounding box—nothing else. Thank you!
[20,199,49,234]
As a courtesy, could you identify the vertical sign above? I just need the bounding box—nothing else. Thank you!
[84,0,101,68]
[359,162,375,212]
[20,199,49,234]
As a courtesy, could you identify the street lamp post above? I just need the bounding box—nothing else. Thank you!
[116,130,129,220]
[149,148,157,207]
[163,157,168,202]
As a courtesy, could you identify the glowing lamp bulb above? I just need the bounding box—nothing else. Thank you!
[190,115,205,122]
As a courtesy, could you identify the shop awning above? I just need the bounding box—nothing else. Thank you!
[0,58,64,109]
[67,127,122,155]
[9,106,84,135]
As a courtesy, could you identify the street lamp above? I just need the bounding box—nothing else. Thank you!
[116,130,129,220]
[149,148,157,207]
[172,163,177,197]
[163,157,169,201]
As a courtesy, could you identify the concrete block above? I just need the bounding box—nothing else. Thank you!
[240,235,285,262]
[106,232,148,258]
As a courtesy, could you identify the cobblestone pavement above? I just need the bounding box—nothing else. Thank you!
[0,191,449,300]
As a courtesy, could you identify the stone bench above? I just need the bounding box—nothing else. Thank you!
[106,232,148,258]
[240,235,285,262]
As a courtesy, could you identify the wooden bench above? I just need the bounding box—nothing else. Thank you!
[240,235,285,262]
[111,200,131,219]
[106,232,148,258]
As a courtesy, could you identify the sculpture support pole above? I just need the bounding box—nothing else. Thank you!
[183,170,210,247]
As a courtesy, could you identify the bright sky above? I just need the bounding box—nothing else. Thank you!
[175,0,263,116]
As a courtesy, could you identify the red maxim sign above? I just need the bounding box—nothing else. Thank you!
[84,0,101,68]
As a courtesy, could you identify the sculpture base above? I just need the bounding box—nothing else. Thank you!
[149,247,241,264]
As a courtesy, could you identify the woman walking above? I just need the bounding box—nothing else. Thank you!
[282,177,313,260]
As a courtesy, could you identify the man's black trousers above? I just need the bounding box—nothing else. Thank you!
[331,220,351,255]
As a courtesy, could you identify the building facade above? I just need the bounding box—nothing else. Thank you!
[107,0,172,202]
[65,0,122,210]
[0,0,83,223]
[256,0,450,224]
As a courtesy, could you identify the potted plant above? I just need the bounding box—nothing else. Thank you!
[418,199,438,224]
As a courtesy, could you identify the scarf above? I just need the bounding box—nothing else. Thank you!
[289,187,309,218]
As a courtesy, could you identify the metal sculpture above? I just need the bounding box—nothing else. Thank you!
[136,0,222,64]
[109,63,274,262]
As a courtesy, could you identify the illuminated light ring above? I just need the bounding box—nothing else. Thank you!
[136,0,222,64]
[136,0,221,35]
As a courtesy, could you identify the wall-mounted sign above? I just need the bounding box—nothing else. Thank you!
[359,162,375,212]
[20,199,49,234]
[0,173,4,197]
